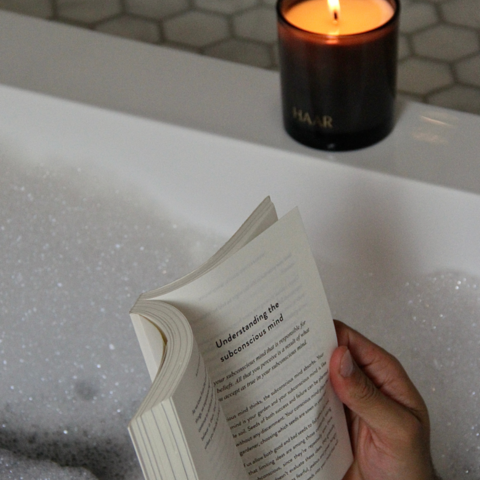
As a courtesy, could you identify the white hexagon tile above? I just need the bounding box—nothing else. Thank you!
[1,0,480,115]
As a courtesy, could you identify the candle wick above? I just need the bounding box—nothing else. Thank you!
[328,0,340,25]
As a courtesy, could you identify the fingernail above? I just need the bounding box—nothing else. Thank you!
[340,349,355,378]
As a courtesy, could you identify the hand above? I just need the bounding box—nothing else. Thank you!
[329,320,438,480]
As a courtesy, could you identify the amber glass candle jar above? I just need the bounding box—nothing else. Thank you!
[277,0,400,151]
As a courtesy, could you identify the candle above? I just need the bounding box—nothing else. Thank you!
[277,0,400,151]
[285,0,395,35]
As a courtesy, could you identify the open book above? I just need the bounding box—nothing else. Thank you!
[128,197,353,480]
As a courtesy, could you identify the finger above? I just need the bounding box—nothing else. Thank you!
[330,345,413,434]
[332,320,428,422]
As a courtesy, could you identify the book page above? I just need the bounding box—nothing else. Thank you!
[131,313,166,382]
[172,340,249,480]
[158,209,352,480]
[129,336,248,480]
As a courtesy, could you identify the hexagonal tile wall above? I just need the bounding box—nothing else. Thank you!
[428,85,480,113]
[0,0,52,18]
[398,58,454,95]
[399,1,438,34]
[2,0,480,115]
[233,7,278,43]
[194,0,258,14]
[57,0,122,24]
[412,25,479,62]
[440,0,480,29]
[95,15,161,44]
[125,0,188,19]
[456,55,480,88]
[163,11,229,48]
[204,38,274,68]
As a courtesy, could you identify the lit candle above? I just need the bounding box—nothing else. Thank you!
[285,0,395,35]
[277,0,400,151]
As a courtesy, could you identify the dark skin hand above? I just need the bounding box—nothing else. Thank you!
[329,320,440,480]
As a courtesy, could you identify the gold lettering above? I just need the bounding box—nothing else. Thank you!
[292,107,303,122]
[323,116,333,128]
[292,108,333,129]
[313,115,333,128]
[303,112,313,126]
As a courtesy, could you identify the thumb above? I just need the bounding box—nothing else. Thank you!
[330,346,407,432]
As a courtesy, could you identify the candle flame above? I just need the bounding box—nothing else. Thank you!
[327,0,340,22]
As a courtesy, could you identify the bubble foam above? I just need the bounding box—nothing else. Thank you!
[0,447,97,479]
[0,155,223,479]
[323,264,480,479]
